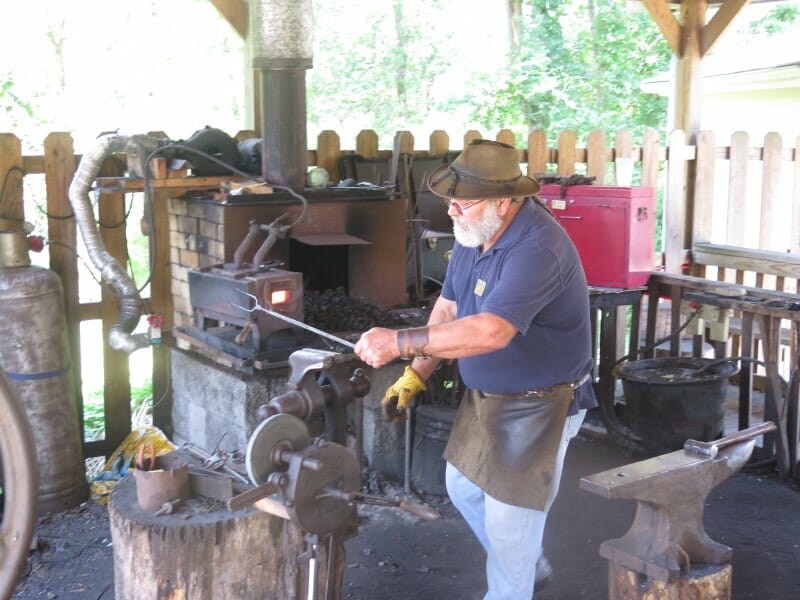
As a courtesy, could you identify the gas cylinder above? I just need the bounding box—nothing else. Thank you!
[0,227,88,515]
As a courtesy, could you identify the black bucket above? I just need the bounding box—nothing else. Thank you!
[614,357,739,453]
[411,404,457,496]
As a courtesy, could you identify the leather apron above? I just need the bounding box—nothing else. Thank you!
[443,384,575,510]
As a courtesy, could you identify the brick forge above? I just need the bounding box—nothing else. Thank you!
[166,192,410,473]
[168,195,226,333]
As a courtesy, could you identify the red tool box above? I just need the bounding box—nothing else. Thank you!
[538,185,656,288]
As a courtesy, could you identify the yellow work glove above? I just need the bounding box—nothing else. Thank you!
[381,366,427,423]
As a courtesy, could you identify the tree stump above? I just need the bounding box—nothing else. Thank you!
[108,475,342,599]
[609,563,732,600]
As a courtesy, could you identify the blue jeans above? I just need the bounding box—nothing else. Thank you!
[445,409,586,600]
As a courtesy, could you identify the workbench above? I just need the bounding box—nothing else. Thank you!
[644,273,800,477]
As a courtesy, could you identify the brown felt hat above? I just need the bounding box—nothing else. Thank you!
[427,139,540,200]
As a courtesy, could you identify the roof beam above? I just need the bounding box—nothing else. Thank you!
[641,0,682,54]
[208,0,247,39]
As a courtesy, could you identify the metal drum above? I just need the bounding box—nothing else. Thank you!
[0,232,87,514]
[614,357,739,454]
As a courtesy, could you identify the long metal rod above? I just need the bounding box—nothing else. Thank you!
[234,290,355,349]
[307,540,318,600]
[404,406,412,493]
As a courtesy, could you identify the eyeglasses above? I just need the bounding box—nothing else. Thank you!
[444,198,487,216]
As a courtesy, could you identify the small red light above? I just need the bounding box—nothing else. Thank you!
[270,288,290,305]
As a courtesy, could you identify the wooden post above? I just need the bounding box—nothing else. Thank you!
[429,130,449,155]
[557,130,577,176]
[692,130,716,249]
[527,129,548,177]
[150,186,173,436]
[495,128,515,147]
[316,130,341,183]
[44,133,84,441]
[98,158,132,458]
[726,132,749,248]
[791,134,800,255]
[464,130,482,148]
[759,132,783,252]
[664,130,688,274]
[356,130,379,158]
[394,130,414,155]
[640,128,661,189]
[586,130,607,184]
[0,134,24,221]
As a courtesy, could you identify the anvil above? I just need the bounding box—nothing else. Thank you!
[580,423,774,582]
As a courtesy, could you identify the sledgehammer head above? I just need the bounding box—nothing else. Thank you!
[683,421,776,458]
[683,439,719,458]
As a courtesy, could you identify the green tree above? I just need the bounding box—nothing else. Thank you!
[748,2,799,35]
[462,0,672,144]
[309,0,453,145]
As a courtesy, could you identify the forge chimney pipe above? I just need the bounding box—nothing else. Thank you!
[260,70,307,192]
[250,0,313,192]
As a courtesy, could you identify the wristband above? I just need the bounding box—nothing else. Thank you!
[396,327,429,359]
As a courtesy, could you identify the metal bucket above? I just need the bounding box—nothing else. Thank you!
[0,264,88,514]
[615,357,739,453]
[411,404,457,496]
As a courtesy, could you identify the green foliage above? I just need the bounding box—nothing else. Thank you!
[309,0,454,144]
[84,380,153,441]
[748,3,799,35]
[460,0,671,144]
[0,77,33,124]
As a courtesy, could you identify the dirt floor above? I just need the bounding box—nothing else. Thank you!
[10,426,800,600]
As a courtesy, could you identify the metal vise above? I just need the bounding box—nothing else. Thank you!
[256,348,370,445]
[580,422,776,583]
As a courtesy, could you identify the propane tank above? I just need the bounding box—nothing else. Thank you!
[0,225,88,515]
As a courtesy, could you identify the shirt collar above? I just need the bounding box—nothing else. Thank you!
[482,197,536,254]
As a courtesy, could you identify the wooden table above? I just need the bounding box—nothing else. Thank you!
[645,273,800,477]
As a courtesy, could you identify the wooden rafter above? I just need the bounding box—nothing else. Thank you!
[640,0,681,54]
[208,0,247,39]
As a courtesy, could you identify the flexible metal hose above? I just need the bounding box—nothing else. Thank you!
[68,134,166,353]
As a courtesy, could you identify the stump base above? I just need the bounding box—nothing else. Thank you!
[609,562,732,600]
[109,475,343,599]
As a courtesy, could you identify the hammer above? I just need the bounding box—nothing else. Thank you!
[683,421,776,458]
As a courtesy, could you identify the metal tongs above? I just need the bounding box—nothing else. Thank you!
[232,289,356,350]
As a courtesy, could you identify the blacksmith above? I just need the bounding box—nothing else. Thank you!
[355,139,596,599]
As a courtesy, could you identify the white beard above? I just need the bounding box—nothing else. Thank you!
[452,205,504,248]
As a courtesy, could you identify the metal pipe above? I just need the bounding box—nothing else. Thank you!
[250,0,313,192]
[260,69,308,191]
[67,133,167,353]
[306,538,318,600]
[233,221,261,269]
[404,406,412,494]
[252,217,289,267]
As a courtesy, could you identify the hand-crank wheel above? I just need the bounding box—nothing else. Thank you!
[284,441,360,534]
[246,413,311,485]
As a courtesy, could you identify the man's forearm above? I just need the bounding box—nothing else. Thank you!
[424,313,517,360]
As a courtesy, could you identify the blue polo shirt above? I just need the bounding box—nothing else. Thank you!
[441,199,597,413]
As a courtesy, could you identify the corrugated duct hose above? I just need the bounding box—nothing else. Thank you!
[68,133,169,353]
